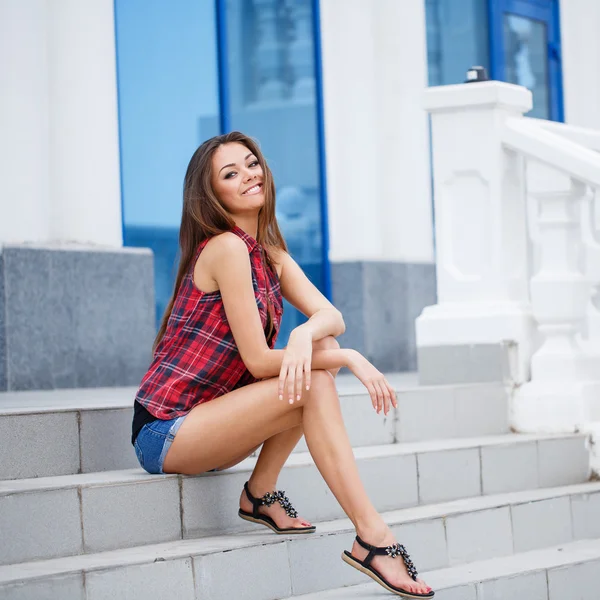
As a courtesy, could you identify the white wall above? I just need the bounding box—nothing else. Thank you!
[560,0,600,130]
[0,0,122,247]
[319,0,434,264]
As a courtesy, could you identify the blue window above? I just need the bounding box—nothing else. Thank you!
[489,0,563,121]
[114,0,329,343]
[425,0,491,86]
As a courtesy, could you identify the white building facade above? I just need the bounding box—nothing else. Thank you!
[1,0,599,424]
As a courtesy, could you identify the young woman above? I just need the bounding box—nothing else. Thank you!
[131,132,433,599]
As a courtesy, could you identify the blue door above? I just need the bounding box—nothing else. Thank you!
[489,0,563,121]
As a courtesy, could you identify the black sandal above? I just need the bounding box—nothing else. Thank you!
[342,535,434,598]
[238,481,316,534]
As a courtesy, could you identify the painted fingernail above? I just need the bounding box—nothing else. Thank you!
[289,398,293,404]
[296,395,301,401]
[306,385,309,390]
[279,395,283,401]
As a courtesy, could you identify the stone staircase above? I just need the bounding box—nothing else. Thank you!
[1,374,599,599]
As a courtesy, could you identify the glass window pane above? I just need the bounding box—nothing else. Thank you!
[224,0,325,345]
[503,14,550,119]
[426,0,490,86]
[114,0,220,325]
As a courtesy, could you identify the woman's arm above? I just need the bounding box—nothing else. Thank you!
[206,234,350,378]
[207,237,395,413]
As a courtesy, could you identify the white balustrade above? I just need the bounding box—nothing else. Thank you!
[421,79,600,444]
[416,82,536,384]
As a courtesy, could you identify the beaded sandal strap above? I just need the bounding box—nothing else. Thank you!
[355,535,419,581]
[243,482,299,519]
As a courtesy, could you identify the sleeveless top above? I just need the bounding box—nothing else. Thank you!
[132,226,283,441]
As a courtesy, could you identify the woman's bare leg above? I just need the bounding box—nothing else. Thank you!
[163,368,430,594]
[239,336,342,529]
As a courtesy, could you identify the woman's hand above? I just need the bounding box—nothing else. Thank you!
[279,326,313,404]
[347,350,398,415]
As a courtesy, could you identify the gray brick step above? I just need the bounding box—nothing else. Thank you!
[290,538,600,600]
[0,431,591,566]
[1,483,599,599]
[0,375,508,479]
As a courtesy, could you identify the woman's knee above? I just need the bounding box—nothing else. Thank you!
[312,336,340,352]
[306,369,337,400]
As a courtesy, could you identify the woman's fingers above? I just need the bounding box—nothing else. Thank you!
[366,380,378,410]
[287,365,297,403]
[380,380,392,415]
[295,365,304,402]
[374,380,385,414]
[304,361,311,392]
[278,363,288,400]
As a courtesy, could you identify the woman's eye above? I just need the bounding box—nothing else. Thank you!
[249,161,259,168]
[224,171,236,179]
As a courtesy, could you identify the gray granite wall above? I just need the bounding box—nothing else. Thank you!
[331,261,437,372]
[0,245,156,391]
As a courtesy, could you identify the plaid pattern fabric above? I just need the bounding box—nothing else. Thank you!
[135,226,283,419]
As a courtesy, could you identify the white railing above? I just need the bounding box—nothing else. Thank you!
[417,80,600,473]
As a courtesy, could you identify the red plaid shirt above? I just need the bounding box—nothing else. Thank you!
[135,226,283,419]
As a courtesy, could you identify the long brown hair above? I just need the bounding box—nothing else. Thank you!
[153,131,288,351]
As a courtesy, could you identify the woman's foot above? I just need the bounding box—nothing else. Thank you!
[239,484,313,530]
[351,527,432,596]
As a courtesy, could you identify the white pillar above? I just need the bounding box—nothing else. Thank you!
[0,0,50,244]
[320,0,433,264]
[47,0,122,247]
[415,82,535,382]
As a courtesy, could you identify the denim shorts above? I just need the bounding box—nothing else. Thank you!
[134,415,186,475]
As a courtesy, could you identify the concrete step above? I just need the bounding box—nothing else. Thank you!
[0,375,508,479]
[290,538,600,600]
[1,483,599,599]
[0,433,588,565]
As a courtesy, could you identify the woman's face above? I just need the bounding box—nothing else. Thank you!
[211,142,265,215]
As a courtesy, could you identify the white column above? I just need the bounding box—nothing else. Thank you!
[47,0,122,247]
[415,82,535,382]
[0,0,50,244]
[560,0,600,130]
[319,0,433,264]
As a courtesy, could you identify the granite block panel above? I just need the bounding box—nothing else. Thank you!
[80,408,138,473]
[538,437,590,488]
[364,262,410,371]
[81,479,181,552]
[397,387,456,443]
[2,246,155,391]
[548,560,600,599]
[0,412,80,480]
[182,470,254,538]
[511,497,573,553]
[390,518,448,571]
[194,542,291,600]
[87,559,195,600]
[481,441,538,495]
[331,262,365,355]
[417,447,481,504]
[0,574,85,600]
[445,507,513,564]
[0,253,6,391]
[341,394,396,447]
[331,261,436,372]
[571,492,600,540]
[418,343,510,385]
[476,571,548,600]
[288,531,361,594]
[433,585,476,600]
[406,263,437,371]
[0,488,82,564]
[454,383,509,437]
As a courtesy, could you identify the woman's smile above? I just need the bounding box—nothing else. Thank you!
[242,182,263,196]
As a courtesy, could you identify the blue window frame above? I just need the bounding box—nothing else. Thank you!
[115,0,330,343]
[489,0,564,121]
